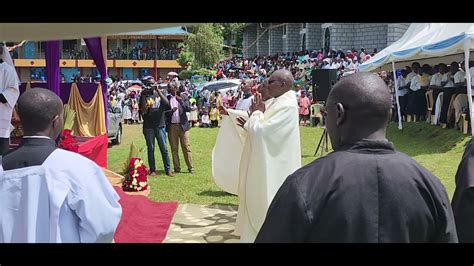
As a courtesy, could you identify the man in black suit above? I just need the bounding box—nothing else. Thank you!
[1,89,61,170]
[166,81,194,174]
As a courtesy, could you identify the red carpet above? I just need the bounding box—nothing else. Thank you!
[113,187,178,243]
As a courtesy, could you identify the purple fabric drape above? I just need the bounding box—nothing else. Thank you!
[19,83,100,103]
[84,37,108,128]
[45,41,61,96]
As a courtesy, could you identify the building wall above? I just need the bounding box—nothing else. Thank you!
[257,23,270,56]
[61,68,80,82]
[243,23,411,57]
[387,23,410,46]
[19,68,31,82]
[243,24,257,58]
[352,23,388,53]
[307,23,322,51]
[270,23,283,55]
[329,23,355,52]
[122,68,133,80]
[82,68,92,76]
[285,23,302,53]
[108,68,118,78]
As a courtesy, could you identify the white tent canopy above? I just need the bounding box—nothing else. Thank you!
[359,23,474,72]
[359,23,474,135]
[0,23,198,42]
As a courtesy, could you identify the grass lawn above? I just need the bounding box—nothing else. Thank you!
[108,122,470,206]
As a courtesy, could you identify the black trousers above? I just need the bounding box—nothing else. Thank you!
[0,138,10,156]
[398,95,408,116]
[440,87,467,124]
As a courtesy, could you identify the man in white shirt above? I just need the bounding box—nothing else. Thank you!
[468,61,474,88]
[0,45,20,156]
[453,62,466,87]
[235,79,255,112]
[405,66,416,87]
[407,63,426,121]
[430,64,444,89]
[397,69,409,119]
[1,88,122,243]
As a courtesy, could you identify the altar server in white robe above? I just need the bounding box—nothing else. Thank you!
[0,88,122,243]
[212,69,301,242]
[0,45,20,156]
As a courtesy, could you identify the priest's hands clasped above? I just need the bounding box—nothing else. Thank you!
[250,92,265,113]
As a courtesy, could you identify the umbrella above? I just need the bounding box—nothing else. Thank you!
[126,84,142,94]
[168,72,178,76]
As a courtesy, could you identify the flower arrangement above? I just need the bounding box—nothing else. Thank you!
[122,143,149,192]
[58,129,78,152]
[58,105,78,152]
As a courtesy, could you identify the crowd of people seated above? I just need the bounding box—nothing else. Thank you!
[391,61,474,132]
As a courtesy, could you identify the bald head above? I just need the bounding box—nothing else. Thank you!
[269,69,294,98]
[18,88,64,136]
[325,72,392,148]
[328,72,392,125]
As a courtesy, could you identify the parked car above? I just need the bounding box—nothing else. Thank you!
[197,79,241,95]
[107,105,122,145]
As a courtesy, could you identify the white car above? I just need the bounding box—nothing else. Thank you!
[197,79,241,95]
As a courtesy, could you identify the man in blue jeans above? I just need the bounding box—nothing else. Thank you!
[139,76,174,177]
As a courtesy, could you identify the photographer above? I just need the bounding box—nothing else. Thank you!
[139,76,174,177]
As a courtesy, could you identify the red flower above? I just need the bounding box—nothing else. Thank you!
[58,129,79,152]
[122,157,149,192]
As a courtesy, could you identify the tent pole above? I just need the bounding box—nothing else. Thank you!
[392,61,403,130]
[464,43,473,136]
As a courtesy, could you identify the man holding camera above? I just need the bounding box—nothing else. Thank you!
[139,76,174,177]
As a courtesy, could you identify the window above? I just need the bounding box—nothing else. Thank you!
[38,41,46,53]
[122,39,131,48]
[31,67,46,81]
[62,40,77,51]
[283,24,287,35]
[302,23,307,29]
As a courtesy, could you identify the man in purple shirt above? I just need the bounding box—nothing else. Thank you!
[165,81,194,174]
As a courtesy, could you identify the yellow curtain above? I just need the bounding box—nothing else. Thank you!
[68,83,106,137]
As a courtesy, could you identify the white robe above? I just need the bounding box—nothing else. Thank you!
[0,62,20,138]
[433,92,444,125]
[212,90,302,242]
[235,95,254,112]
[0,149,122,243]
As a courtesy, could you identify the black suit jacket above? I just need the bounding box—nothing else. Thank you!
[1,138,57,171]
[165,94,191,132]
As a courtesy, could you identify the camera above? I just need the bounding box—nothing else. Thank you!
[141,83,157,97]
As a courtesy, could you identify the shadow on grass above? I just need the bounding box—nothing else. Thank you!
[198,190,234,197]
[387,122,469,157]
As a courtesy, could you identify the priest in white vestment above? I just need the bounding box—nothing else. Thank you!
[0,88,121,243]
[0,45,20,156]
[212,70,301,242]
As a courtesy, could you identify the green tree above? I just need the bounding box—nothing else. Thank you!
[219,23,247,56]
[184,24,224,69]
[177,43,194,69]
